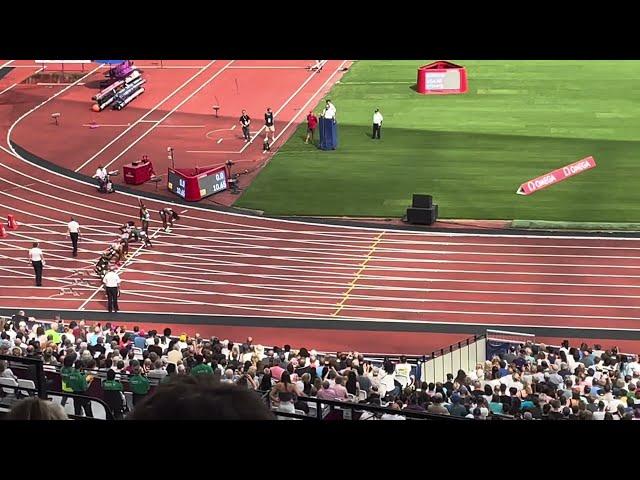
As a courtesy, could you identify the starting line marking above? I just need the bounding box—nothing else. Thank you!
[332,231,386,317]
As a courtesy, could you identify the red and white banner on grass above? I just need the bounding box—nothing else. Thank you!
[516,156,596,195]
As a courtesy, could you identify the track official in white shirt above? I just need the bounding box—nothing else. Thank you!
[103,266,121,313]
[372,108,383,139]
[94,165,108,191]
[324,100,337,122]
[67,217,80,257]
[28,241,45,286]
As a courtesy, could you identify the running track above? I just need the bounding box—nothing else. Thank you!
[1,60,640,355]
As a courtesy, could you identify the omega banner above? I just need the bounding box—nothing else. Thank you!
[516,156,596,196]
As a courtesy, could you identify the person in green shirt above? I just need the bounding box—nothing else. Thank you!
[44,322,62,345]
[128,365,150,406]
[102,369,123,392]
[102,369,125,419]
[60,355,75,392]
[191,354,214,376]
[68,360,93,418]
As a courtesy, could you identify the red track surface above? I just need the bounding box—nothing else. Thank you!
[10,60,348,205]
[1,60,640,355]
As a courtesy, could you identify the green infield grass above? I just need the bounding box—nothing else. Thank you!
[237,60,640,222]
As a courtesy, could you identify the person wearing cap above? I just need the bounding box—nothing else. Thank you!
[177,334,188,351]
[372,108,383,139]
[102,266,121,313]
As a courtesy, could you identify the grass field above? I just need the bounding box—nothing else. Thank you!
[237,61,640,222]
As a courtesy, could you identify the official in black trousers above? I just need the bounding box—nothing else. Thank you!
[28,241,44,286]
[102,266,121,313]
[67,217,80,257]
[240,110,251,142]
[372,108,383,139]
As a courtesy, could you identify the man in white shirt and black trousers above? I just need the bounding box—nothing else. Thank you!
[67,217,80,257]
[103,266,121,313]
[28,241,44,286]
[372,108,383,139]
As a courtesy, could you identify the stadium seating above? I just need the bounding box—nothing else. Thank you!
[1,312,639,421]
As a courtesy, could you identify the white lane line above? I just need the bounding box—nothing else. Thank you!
[0,83,17,96]
[241,67,323,152]
[73,60,217,172]
[77,228,161,310]
[270,60,348,148]
[6,63,103,147]
[6,131,640,242]
[185,150,242,154]
[16,305,640,333]
[102,60,235,170]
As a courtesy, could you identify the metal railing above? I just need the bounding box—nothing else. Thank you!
[264,394,476,421]
[420,335,486,385]
[0,354,114,420]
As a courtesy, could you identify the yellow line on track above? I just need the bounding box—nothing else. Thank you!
[331,231,385,317]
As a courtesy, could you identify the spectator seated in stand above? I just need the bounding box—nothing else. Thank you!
[3,312,640,421]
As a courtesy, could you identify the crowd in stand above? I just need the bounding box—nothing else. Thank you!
[2,311,640,420]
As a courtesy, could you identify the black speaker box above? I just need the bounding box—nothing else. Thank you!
[412,194,433,208]
[406,205,438,225]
